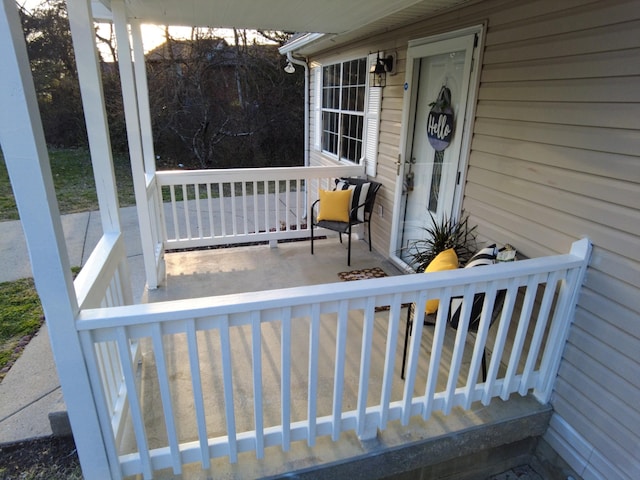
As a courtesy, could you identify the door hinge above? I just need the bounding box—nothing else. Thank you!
[456,171,461,185]
[396,153,402,175]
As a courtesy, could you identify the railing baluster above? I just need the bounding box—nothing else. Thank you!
[264,180,270,234]
[151,323,181,474]
[423,290,451,418]
[182,184,191,240]
[275,180,281,232]
[379,293,403,430]
[251,311,265,458]
[230,182,238,236]
[186,319,210,470]
[501,274,542,400]
[443,284,475,415]
[116,326,153,479]
[206,183,214,237]
[170,185,179,241]
[520,270,563,395]
[332,300,349,441]
[463,283,498,409]
[356,296,376,438]
[401,290,428,425]
[218,182,226,237]
[482,277,520,405]
[242,181,248,235]
[195,183,203,240]
[307,303,320,445]
[219,316,238,462]
[79,332,122,476]
[253,181,259,234]
[98,343,116,410]
[281,307,292,451]
[296,179,301,229]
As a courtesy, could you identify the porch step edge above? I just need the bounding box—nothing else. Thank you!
[263,395,552,480]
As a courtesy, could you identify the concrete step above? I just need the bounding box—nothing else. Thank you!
[271,395,552,480]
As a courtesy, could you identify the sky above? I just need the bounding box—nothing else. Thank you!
[19,0,264,61]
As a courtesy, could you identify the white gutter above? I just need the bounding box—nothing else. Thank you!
[285,51,311,218]
[286,52,310,167]
[279,32,325,55]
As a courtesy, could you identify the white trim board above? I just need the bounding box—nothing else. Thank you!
[544,413,631,480]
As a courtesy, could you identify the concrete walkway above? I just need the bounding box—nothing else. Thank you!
[0,206,146,445]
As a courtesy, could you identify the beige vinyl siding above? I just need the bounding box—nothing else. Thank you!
[465,1,640,479]
[305,1,639,477]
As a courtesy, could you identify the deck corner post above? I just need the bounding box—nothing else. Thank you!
[534,237,593,404]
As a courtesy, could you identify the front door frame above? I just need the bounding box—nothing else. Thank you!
[390,24,485,271]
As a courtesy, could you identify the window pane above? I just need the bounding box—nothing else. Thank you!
[321,58,366,162]
[322,111,339,154]
[340,113,363,162]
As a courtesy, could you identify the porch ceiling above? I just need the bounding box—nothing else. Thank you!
[91,0,473,37]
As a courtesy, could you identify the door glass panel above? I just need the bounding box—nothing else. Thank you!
[397,47,468,266]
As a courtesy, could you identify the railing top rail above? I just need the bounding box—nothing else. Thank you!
[76,239,591,331]
[74,232,125,310]
[155,165,365,184]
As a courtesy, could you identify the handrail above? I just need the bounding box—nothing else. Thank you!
[74,232,131,309]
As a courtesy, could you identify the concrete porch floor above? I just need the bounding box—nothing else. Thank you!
[142,234,405,302]
[121,237,551,479]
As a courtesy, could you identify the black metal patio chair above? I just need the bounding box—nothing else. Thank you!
[310,178,382,266]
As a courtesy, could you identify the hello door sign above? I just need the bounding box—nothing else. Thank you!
[427,86,454,152]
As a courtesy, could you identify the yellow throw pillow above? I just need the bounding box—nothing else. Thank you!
[424,248,458,314]
[318,189,351,223]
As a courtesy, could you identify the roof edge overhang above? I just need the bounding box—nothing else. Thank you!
[278,33,327,55]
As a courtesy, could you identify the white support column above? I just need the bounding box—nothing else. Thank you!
[66,0,133,305]
[130,20,156,177]
[111,0,160,288]
[130,19,166,275]
[0,1,113,478]
[66,0,121,234]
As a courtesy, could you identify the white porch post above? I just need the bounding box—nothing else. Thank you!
[111,0,162,288]
[65,0,133,304]
[130,17,167,278]
[0,0,112,477]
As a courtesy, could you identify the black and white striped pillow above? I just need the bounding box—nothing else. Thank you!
[449,244,498,330]
[335,179,370,222]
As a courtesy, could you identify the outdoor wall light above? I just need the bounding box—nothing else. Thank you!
[284,60,296,74]
[370,51,396,87]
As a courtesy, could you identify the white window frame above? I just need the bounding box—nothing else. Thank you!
[320,57,368,165]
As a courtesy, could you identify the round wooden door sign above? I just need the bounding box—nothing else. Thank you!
[427,86,454,152]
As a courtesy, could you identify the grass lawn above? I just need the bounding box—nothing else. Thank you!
[0,147,134,378]
[0,278,44,382]
[0,148,135,221]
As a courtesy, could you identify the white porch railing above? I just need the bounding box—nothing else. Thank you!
[73,232,134,446]
[154,164,364,250]
[75,239,591,479]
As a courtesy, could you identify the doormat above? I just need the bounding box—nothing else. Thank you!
[337,267,388,282]
[338,267,399,312]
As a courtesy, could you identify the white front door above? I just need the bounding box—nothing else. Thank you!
[392,30,480,269]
